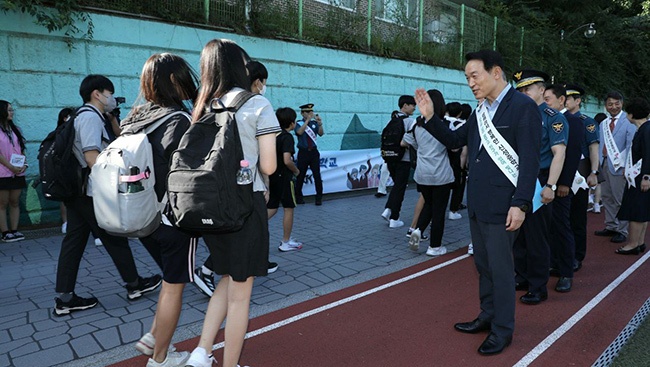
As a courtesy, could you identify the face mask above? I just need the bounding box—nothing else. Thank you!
[259,84,266,96]
[182,99,194,112]
[102,93,117,113]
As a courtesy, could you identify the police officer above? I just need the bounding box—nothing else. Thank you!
[543,84,584,293]
[512,69,568,304]
[294,103,324,205]
[564,84,600,271]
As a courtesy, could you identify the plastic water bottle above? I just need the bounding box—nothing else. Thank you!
[236,160,253,185]
[126,166,143,193]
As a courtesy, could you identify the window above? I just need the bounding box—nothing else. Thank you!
[315,0,356,10]
[374,0,419,25]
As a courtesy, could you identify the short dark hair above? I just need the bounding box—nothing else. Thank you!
[446,102,462,117]
[57,107,74,127]
[398,95,415,108]
[247,61,268,84]
[460,103,472,120]
[545,84,566,99]
[605,91,624,101]
[465,50,505,73]
[624,97,650,120]
[276,107,297,129]
[427,89,446,119]
[79,74,114,103]
[594,112,607,123]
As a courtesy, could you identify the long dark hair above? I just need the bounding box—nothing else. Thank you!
[0,100,26,152]
[140,53,198,110]
[193,39,252,122]
[427,89,447,119]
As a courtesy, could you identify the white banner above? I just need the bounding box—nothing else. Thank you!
[297,148,394,196]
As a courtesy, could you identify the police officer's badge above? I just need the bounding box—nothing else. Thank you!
[552,122,564,133]
[587,124,596,133]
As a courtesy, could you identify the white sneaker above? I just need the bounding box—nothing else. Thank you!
[381,208,391,222]
[61,222,67,234]
[593,203,601,213]
[448,211,462,220]
[185,347,214,367]
[94,238,103,246]
[278,240,302,252]
[467,243,474,255]
[426,246,447,257]
[135,332,177,356]
[389,219,404,228]
[288,238,303,247]
[408,229,421,252]
[146,351,190,367]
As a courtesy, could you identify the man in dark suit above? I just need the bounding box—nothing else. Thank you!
[414,50,541,355]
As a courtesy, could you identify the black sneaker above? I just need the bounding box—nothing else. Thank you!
[126,275,162,300]
[54,293,98,316]
[193,268,215,297]
[268,262,279,274]
[12,231,24,241]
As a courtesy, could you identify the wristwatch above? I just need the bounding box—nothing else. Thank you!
[545,183,557,191]
[591,170,599,175]
[517,204,530,213]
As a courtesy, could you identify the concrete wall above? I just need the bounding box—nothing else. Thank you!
[0,11,602,227]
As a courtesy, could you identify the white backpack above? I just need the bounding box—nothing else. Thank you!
[91,111,189,237]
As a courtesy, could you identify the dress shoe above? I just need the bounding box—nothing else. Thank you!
[374,192,387,198]
[520,291,548,305]
[611,233,627,243]
[615,246,641,255]
[573,260,582,272]
[515,280,529,291]
[640,243,647,252]
[315,199,322,206]
[478,332,512,355]
[555,277,572,293]
[549,267,561,277]
[454,318,491,334]
[594,228,617,236]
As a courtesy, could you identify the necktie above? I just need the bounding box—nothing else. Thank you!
[603,117,616,157]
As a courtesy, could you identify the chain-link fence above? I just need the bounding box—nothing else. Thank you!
[78,0,546,72]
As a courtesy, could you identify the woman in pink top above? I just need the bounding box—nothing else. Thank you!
[0,101,28,242]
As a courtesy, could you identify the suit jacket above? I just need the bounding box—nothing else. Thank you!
[599,112,636,176]
[557,111,585,187]
[423,87,542,224]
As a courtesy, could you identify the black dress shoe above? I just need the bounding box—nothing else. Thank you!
[515,280,529,291]
[573,260,582,272]
[611,233,627,243]
[454,318,491,334]
[594,228,617,236]
[555,277,572,293]
[615,246,641,255]
[374,192,386,198]
[520,291,548,305]
[478,332,512,355]
[641,243,647,252]
[315,199,322,206]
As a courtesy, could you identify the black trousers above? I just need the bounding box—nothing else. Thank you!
[416,183,452,247]
[295,148,322,201]
[514,170,551,293]
[448,150,467,212]
[56,195,139,293]
[385,161,411,220]
[571,187,589,262]
[550,192,575,277]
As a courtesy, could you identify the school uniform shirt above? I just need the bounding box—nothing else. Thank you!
[0,126,24,178]
[539,103,569,170]
[219,88,281,192]
[72,104,111,196]
[402,119,454,186]
[395,112,415,163]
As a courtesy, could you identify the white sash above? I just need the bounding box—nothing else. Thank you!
[603,120,623,170]
[624,145,643,187]
[302,121,318,146]
[476,102,519,187]
[571,171,589,194]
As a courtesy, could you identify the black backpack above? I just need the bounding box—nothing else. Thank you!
[37,106,98,201]
[167,91,255,233]
[380,113,407,163]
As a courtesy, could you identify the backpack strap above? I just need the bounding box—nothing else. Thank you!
[209,91,257,113]
[143,111,192,135]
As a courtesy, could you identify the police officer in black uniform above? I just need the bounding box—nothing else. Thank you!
[294,103,324,205]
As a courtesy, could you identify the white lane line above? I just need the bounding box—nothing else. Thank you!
[212,254,471,350]
[513,251,650,367]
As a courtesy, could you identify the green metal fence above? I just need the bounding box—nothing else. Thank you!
[78,0,545,72]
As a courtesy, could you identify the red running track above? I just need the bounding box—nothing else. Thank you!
[110,214,650,367]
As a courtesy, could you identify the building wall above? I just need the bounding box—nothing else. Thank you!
[0,11,601,226]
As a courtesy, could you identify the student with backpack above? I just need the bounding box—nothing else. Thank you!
[112,54,199,367]
[53,75,162,316]
[380,95,417,228]
[182,39,280,367]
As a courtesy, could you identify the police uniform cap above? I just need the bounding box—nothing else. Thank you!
[300,103,314,112]
[563,83,585,97]
[512,69,550,89]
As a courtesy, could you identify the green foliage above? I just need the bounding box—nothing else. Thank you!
[0,0,93,49]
